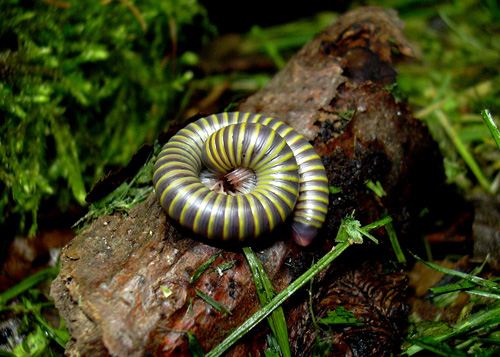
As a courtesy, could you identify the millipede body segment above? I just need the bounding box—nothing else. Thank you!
[153,112,329,246]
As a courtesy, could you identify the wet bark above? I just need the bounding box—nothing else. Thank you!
[51,6,445,356]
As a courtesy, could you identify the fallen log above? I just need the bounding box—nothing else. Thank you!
[51,6,445,356]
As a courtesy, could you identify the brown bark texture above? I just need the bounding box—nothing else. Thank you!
[51,6,446,356]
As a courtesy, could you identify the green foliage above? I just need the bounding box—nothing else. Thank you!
[72,141,158,230]
[402,254,500,356]
[0,267,66,355]
[0,267,59,305]
[318,307,364,327]
[335,212,386,245]
[367,0,500,193]
[0,0,214,236]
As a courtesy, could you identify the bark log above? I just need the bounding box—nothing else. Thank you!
[51,6,445,356]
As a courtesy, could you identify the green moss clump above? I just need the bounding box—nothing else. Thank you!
[0,0,214,236]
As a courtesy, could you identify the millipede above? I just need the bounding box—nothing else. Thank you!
[153,112,329,246]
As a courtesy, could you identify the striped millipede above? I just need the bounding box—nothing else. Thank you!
[153,112,329,246]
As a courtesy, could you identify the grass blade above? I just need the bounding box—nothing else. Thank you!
[362,215,393,231]
[190,249,223,284]
[410,253,500,294]
[0,267,59,305]
[206,241,352,357]
[243,247,291,357]
[28,300,69,348]
[195,290,232,315]
[186,331,205,357]
[249,26,286,70]
[384,217,406,265]
[481,109,500,151]
[434,109,493,193]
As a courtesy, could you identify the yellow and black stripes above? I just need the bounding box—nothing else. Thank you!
[153,112,329,246]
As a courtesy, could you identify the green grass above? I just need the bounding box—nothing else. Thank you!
[403,254,500,356]
[0,267,66,355]
[378,0,500,193]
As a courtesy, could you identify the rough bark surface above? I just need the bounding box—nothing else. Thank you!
[51,6,445,356]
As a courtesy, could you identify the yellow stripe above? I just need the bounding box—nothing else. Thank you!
[257,179,300,192]
[197,118,211,134]
[223,196,232,240]
[299,184,330,193]
[284,134,302,148]
[251,136,286,170]
[249,113,262,124]
[249,128,275,168]
[179,187,208,225]
[257,115,273,126]
[242,124,258,167]
[294,217,323,228]
[210,113,220,128]
[166,182,200,216]
[257,165,299,177]
[254,150,295,172]
[301,164,327,172]
[297,195,330,204]
[245,194,260,237]
[179,129,204,147]
[155,169,195,191]
[227,125,237,167]
[193,192,215,234]
[207,134,226,172]
[207,194,224,238]
[160,146,200,166]
[235,123,245,166]
[221,111,229,126]
[237,195,244,239]
[295,201,329,214]
[217,127,231,170]
[277,125,294,136]
[154,162,197,177]
[255,185,295,212]
[251,191,276,229]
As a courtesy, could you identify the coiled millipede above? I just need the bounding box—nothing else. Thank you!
[153,112,329,246]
